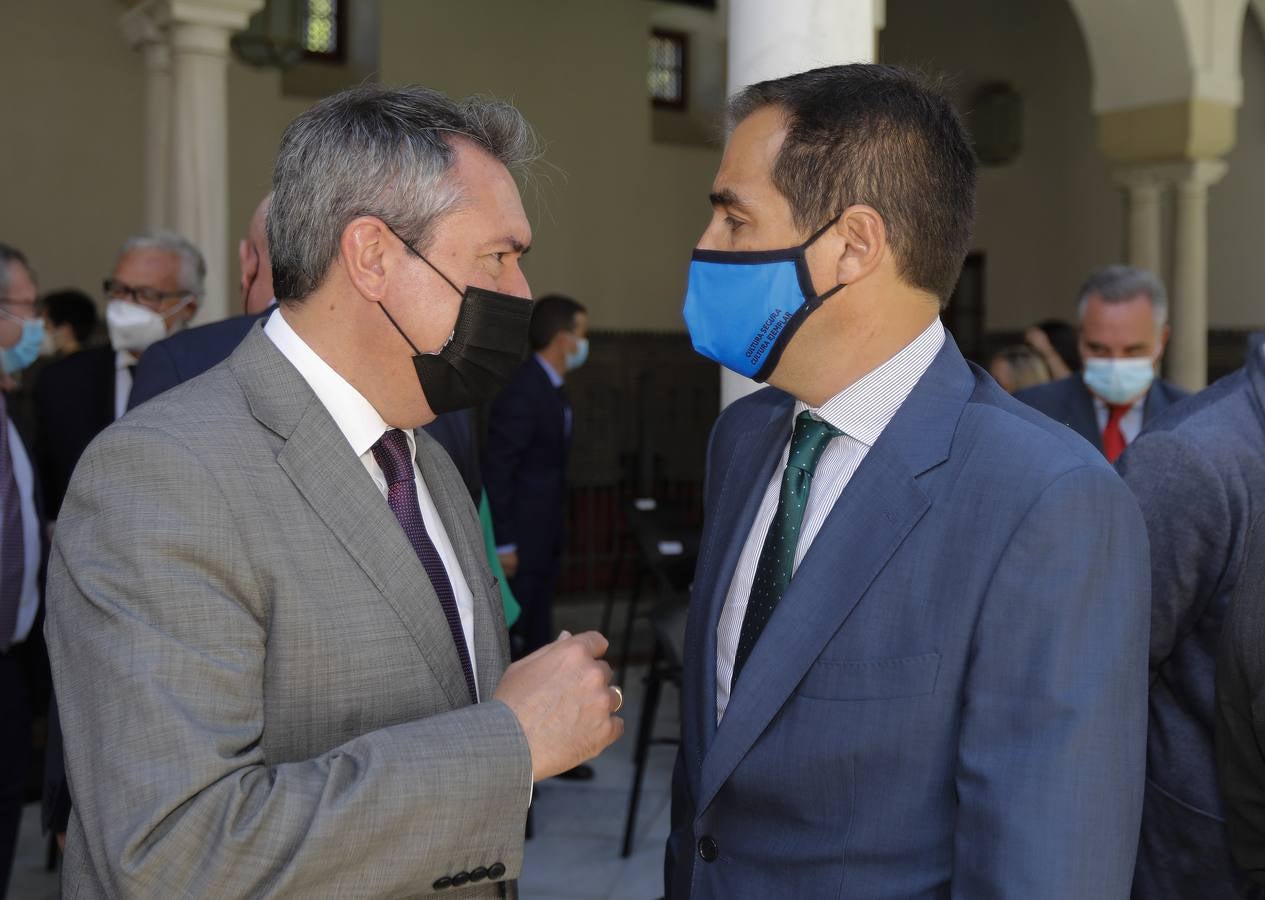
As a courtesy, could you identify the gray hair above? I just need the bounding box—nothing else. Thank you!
[268,84,541,303]
[1077,265,1168,329]
[118,231,207,297]
[0,242,34,297]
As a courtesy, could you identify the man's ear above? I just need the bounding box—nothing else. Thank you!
[834,205,887,286]
[340,217,392,303]
[1156,323,1172,358]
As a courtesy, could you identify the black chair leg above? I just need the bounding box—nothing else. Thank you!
[622,650,662,857]
[617,565,644,687]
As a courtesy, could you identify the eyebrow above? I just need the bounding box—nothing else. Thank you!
[709,189,750,213]
[499,237,531,255]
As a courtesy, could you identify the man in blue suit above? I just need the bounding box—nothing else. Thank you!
[667,64,1151,898]
[1121,338,1265,899]
[483,294,587,655]
[1016,265,1186,463]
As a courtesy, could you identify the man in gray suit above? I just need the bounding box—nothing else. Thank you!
[45,86,623,898]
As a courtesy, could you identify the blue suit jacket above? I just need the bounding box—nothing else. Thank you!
[481,357,570,575]
[1015,374,1187,452]
[1121,343,1265,899]
[667,336,1152,899]
[128,309,482,502]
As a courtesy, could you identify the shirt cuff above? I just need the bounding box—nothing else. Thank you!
[496,544,518,555]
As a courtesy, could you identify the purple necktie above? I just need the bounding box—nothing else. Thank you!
[0,394,25,652]
[371,428,477,703]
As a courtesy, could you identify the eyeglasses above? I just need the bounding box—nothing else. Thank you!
[0,297,38,320]
[103,278,192,310]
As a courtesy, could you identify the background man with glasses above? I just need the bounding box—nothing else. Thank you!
[33,231,202,520]
[0,243,47,900]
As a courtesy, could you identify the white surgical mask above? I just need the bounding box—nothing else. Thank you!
[106,298,189,354]
[1082,357,1156,405]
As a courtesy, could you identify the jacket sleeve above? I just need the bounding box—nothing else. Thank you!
[1216,563,1265,885]
[1118,430,1234,678]
[952,465,1150,899]
[45,423,532,898]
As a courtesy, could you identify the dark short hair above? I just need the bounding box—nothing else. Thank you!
[42,289,98,343]
[1034,319,1082,373]
[728,64,977,305]
[529,294,586,351]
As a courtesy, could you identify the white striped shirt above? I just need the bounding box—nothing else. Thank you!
[715,318,946,722]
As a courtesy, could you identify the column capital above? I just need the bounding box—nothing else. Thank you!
[153,0,263,33]
[119,2,166,51]
[1112,159,1229,192]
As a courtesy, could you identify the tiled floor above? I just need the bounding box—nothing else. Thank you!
[6,662,678,900]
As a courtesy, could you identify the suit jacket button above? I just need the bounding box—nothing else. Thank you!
[698,836,719,862]
[451,871,471,887]
[488,862,507,880]
[469,867,488,883]
[432,876,452,890]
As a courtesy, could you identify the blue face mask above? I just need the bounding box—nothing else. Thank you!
[682,216,842,381]
[1082,357,1156,405]
[565,335,589,371]
[0,313,45,375]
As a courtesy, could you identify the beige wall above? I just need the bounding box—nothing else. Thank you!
[3,0,1259,335]
[883,0,1265,332]
[378,0,721,331]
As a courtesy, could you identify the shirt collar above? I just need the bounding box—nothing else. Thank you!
[794,318,946,448]
[535,353,564,388]
[264,308,408,460]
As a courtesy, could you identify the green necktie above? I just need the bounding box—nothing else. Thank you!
[732,410,842,683]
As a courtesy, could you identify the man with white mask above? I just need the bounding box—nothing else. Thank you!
[33,232,202,518]
[1017,265,1186,463]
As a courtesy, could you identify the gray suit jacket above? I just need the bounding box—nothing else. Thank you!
[45,323,530,898]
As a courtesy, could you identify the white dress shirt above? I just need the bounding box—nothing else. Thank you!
[1092,394,1145,444]
[114,350,134,421]
[264,310,479,694]
[715,319,946,721]
[3,420,41,646]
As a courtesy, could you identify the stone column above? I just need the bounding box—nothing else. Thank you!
[721,0,879,408]
[153,0,263,324]
[1169,159,1228,390]
[1112,166,1167,276]
[120,5,174,232]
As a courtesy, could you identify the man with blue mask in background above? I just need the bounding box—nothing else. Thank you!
[483,295,596,777]
[0,243,46,900]
[1017,265,1186,463]
[667,64,1152,898]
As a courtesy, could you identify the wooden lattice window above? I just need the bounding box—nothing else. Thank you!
[649,30,688,110]
[303,0,345,62]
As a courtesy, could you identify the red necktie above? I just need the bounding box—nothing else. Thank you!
[1102,404,1132,464]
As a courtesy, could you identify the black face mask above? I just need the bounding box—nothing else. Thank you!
[381,226,533,415]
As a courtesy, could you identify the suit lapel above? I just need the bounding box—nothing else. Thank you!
[694,337,974,817]
[1068,379,1103,450]
[682,396,792,781]
[232,327,472,711]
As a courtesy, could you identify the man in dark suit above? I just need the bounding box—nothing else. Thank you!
[1121,338,1265,899]
[667,65,1150,898]
[483,294,588,655]
[33,232,202,518]
[1017,265,1185,462]
[0,244,48,899]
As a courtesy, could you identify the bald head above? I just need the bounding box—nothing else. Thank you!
[239,193,274,315]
